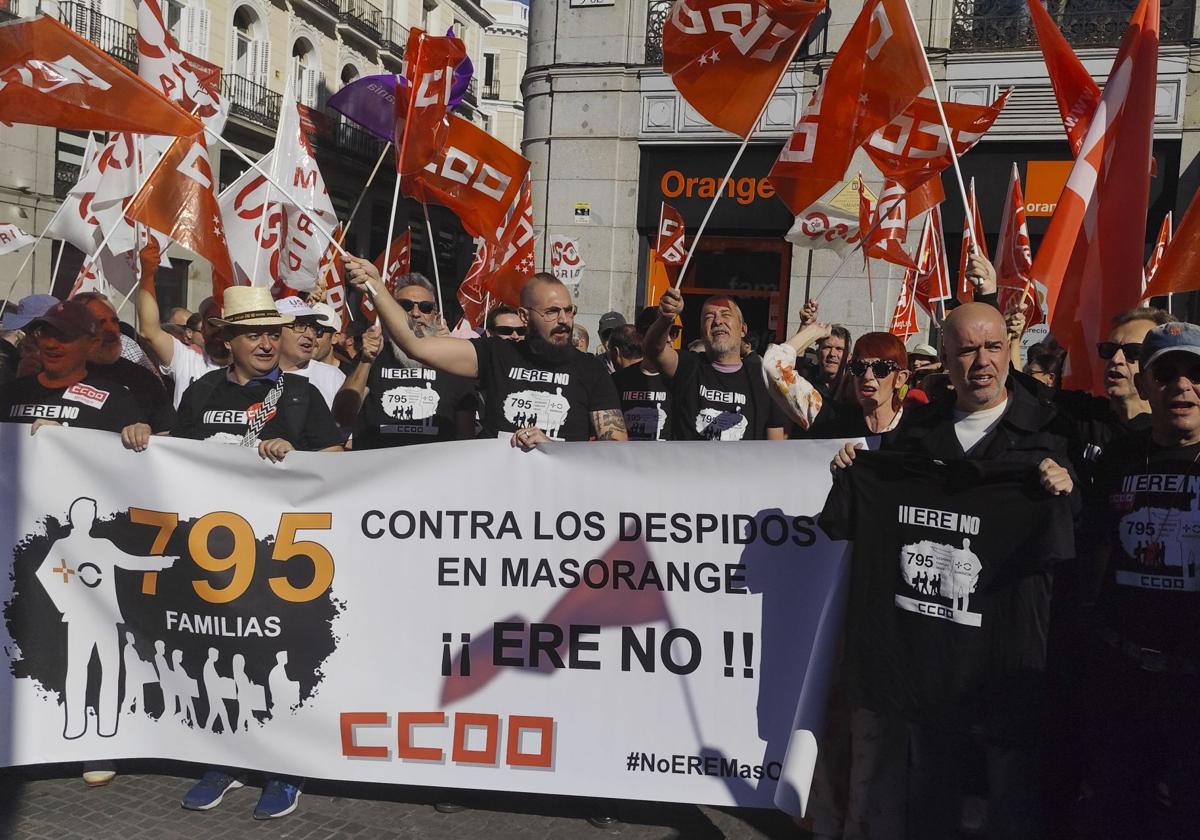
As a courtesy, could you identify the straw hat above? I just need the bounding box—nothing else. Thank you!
[208,287,295,329]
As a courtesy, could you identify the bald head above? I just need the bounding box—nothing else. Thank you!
[941,303,1010,412]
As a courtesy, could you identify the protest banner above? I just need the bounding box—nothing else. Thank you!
[0,428,850,816]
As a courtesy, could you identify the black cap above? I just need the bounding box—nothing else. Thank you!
[25,301,97,340]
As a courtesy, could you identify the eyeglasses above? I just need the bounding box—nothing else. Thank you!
[526,305,577,321]
[398,299,437,315]
[1150,361,1200,385]
[848,359,900,379]
[1097,341,1143,362]
[492,325,527,337]
[285,322,317,334]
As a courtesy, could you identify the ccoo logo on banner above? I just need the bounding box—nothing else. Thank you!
[549,235,585,288]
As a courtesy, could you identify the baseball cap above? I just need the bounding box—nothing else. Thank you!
[598,311,626,336]
[910,343,938,359]
[1140,322,1200,369]
[309,301,342,332]
[275,295,319,321]
[2,293,60,331]
[24,300,97,339]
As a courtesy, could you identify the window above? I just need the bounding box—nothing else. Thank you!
[291,38,321,107]
[483,52,497,86]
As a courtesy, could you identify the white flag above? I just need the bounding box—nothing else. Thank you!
[217,151,282,289]
[549,235,584,285]
[0,223,36,256]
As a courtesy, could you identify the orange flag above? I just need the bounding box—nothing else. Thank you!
[404,115,530,242]
[956,178,988,304]
[1033,0,1159,393]
[125,132,234,283]
[657,202,687,265]
[1141,212,1172,296]
[1026,0,1102,158]
[662,0,826,137]
[768,0,926,215]
[397,29,466,175]
[995,164,1042,326]
[0,15,201,136]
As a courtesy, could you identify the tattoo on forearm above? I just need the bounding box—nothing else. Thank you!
[591,409,628,441]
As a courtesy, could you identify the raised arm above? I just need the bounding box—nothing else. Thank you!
[332,323,382,427]
[643,286,683,378]
[134,243,175,366]
[343,255,478,378]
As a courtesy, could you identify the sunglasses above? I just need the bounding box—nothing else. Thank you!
[398,299,436,315]
[848,359,900,378]
[1150,361,1200,385]
[492,325,527,337]
[1097,341,1142,362]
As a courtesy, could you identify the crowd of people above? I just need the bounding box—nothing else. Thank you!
[0,240,1194,838]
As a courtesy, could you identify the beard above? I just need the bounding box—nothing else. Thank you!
[526,325,574,365]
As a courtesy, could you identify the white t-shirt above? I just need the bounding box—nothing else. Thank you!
[166,336,220,409]
[286,359,346,409]
[953,397,1010,455]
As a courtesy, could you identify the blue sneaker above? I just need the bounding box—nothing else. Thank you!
[181,770,243,811]
[253,778,301,820]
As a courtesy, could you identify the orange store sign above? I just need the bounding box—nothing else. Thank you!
[1024,160,1073,217]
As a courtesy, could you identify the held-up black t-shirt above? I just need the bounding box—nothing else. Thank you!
[820,451,1075,740]
[0,373,146,432]
[354,344,477,449]
[88,357,175,433]
[472,336,620,441]
[612,364,672,441]
[1083,430,1200,662]
[173,368,343,450]
[670,351,786,441]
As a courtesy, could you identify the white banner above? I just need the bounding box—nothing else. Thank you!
[0,428,848,815]
[549,235,585,286]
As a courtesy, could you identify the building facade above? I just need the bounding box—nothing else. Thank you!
[525,0,1200,346]
[0,0,495,316]
[478,0,526,149]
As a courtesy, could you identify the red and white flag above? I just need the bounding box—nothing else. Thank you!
[956,178,988,304]
[657,202,687,265]
[860,178,919,271]
[1142,211,1172,296]
[135,0,226,134]
[995,164,1042,325]
[457,240,492,328]
[0,222,35,256]
[768,0,926,215]
[662,0,826,137]
[397,28,466,175]
[913,206,953,314]
[360,230,413,323]
[217,150,283,288]
[1142,194,1200,298]
[1033,0,1159,393]
[889,262,920,340]
[481,177,536,307]
[1026,0,1101,158]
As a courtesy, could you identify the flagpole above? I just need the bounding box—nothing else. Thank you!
[422,201,446,314]
[883,263,895,333]
[381,36,426,302]
[810,191,908,303]
[0,202,73,319]
[345,141,391,233]
[867,260,876,331]
[379,174,403,294]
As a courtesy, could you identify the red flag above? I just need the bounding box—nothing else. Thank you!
[657,202,687,265]
[1141,211,1172,296]
[361,230,413,323]
[995,164,1043,326]
[135,0,224,132]
[404,114,530,242]
[662,0,826,137]
[457,241,492,328]
[890,262,920,340]
[913,207,953,314]
[317,232,351,330]
[481,177,536,307]
[1143,200,1200,297]
[125,132,234,283]
[397,29,466,175]
[863,179,919,270]
[768,0,926,214]
[0,15,201,136]
[865,90,1010,194]
[1026,0,1102,158]
[955,178,988,304]
[1033,0,1159,393]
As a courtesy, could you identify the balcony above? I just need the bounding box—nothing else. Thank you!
[294,0,341,22]
[482,79,501,100]
[59,1,137,69]
[951,0,1194,51]
[339,0,384,44]
[382,18,408,61]
[222,74,281,130]
[329,119,386,163]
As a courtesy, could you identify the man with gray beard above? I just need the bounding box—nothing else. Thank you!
[341,274,476,448]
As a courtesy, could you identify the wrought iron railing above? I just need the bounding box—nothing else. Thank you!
[482,79,501,100]
[339,0,384,43]
[382,18,408,57]
[330,119,385,162]
[296,0,341,18]
[222,73,281,129]
[59,2,137,69]
[951,0,1194,50]
[644,0,827,65]
[54,161,80,200]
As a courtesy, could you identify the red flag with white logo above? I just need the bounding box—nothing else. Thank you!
[1142,199,1200,297]
[662,0,826,138]
[135,0,226,134]
[913,206,953,313]
[890,261,920,340]
[481,177,536,307]
[360,230,413,323]
[657,202,687,265]
[955,178,988,304]
[862,179,920,271]
[1026,0,1101,158]
[1141,211,1172,296]
[768,0,926,214]
[1033,0,1159,393]
[397,28,466,175]
[995,164,1042,325]
[457,240,492,329]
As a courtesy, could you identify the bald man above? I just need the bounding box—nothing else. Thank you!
[343,258,625,445]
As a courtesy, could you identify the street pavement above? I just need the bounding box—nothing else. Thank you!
[0,761,806,840]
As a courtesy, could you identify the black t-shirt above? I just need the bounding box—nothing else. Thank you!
[0,373,147,432]
[172,368,342,451]
[611,364,672,441]
[354,344,477,449]
[669,351,786,441]
[472,336,620,441]
[1055,388,1151,480]
[88,357,175,433]
[820,451,1075,740]
[1083,430,1200,662]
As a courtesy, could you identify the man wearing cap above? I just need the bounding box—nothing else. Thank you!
[344,259,626,446]
[309,302,343,366]
[274,296,346,409]
[1080,321,1200,836]
[909,343,940,372]
[341,274,476,448]
[1,294,59,385]
[0,300,146,435]
[126,287,343,461]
